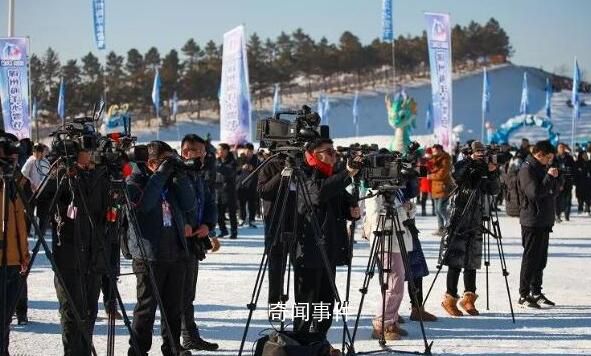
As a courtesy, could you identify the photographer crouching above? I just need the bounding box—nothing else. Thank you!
[126,141,195,356]
[179,134,219,351]
[293,138,361,356]
[439,141,500,317]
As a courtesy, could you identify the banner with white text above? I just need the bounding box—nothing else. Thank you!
[0,37,30,139]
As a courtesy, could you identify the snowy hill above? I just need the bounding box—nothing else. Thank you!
[134,64,591,147]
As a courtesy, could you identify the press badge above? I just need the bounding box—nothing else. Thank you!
[67,202,78,220]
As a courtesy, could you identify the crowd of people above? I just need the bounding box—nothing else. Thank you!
[0,129,585,356]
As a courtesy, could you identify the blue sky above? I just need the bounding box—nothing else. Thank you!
[0,0,589,78]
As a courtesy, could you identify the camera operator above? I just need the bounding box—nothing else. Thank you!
[126,140,195,356]
[554,143,575,222]
[257,151,296,306]
[43,148,110,356]
[215,143,238,239]
[237,143,259,228]
[518,140,560,309]
[179,134,219,351]
[293,138,361,355]
[439,141,500,317]
[0,134,30,355]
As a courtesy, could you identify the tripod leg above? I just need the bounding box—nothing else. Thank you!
[350,222,382,349]
[10,180,99,356]
[392,211,432,355]
[492,218,516,323]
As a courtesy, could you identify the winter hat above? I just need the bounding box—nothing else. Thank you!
[471,141,486,152]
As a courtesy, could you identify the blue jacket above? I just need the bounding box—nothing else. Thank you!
[186,171,217,230]
[126,169,195,261]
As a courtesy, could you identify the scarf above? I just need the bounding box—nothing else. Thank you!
[305,151,333,177]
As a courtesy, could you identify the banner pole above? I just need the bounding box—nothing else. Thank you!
[7,0,15,36]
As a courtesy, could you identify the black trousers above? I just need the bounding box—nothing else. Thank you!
[129,259,186,356]
[1,266,20,355]
[446,267,476,297]
[293,264,336,338]
[239,195,258,223]
[54,271,101,356]
[556,189,572,219]
[217,201,238,235]
[268,248,289,305]
[408,277,424,308]
[519,226,550,297]
[181,255,200,339]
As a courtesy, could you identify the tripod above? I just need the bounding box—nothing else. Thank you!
[423,175,515,323]
[238,149,355,355]
[350,189,432,355]
[481,194,515,323]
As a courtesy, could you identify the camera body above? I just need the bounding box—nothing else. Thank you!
[460,144,511,166]
[339,141,422,190]
[256,105,329,149]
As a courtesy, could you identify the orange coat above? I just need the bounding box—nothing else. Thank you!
[0,183,29,267]
[429,152,452,199]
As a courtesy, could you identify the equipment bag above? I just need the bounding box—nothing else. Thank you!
[254,331,331,356]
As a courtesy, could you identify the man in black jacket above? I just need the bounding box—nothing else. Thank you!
[257,154,295,306]
[46,149,109,356]
[179,134,219,351]
[126,141,195,356]
[215,143,238,239]
[554,143,575,222]
[518,140,560,309]
[293,139,361,354]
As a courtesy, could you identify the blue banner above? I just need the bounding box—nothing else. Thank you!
[520,72,529,115]
[0,37,30,139]
[545,78,552,119]
[482,68,490,113]
[425,12,453,151]
[220,25,252,144]
[57,78,65,120]
[151,68,160,117]
[92,0,106,50]
[573,58,581,120]
[382,0,394,42]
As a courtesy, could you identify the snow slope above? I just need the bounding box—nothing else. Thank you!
[8,209,591,355]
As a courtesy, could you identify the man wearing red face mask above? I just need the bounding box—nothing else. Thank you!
[292,138,361,356]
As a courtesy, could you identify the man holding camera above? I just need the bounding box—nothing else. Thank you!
[257,151,296,307]
[126,141,195,356]
[0,136,30,355]
[518,140,560,309]
[440,141,500,317]
[179,134,219,351]
[293,138,361,355]
[45,148,110,356]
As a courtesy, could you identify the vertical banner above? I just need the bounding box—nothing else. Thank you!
[0,37,30,139]
[519,72,529,115]
[92,0,106,50]
[382,0,394,42]
[220,25,252,144]
[425,12,453,151]
[545,78,552,119]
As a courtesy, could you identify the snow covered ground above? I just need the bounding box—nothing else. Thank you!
[8,207,591,355]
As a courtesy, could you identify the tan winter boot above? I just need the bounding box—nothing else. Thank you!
[410,307,438,322]
[458,292,480,316]
[441,293,463,316]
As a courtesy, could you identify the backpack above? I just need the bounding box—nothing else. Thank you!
[254,331,331,356]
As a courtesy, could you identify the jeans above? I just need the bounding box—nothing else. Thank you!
[434,198,449,229]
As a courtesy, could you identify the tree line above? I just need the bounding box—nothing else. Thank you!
[13,18,513,124]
